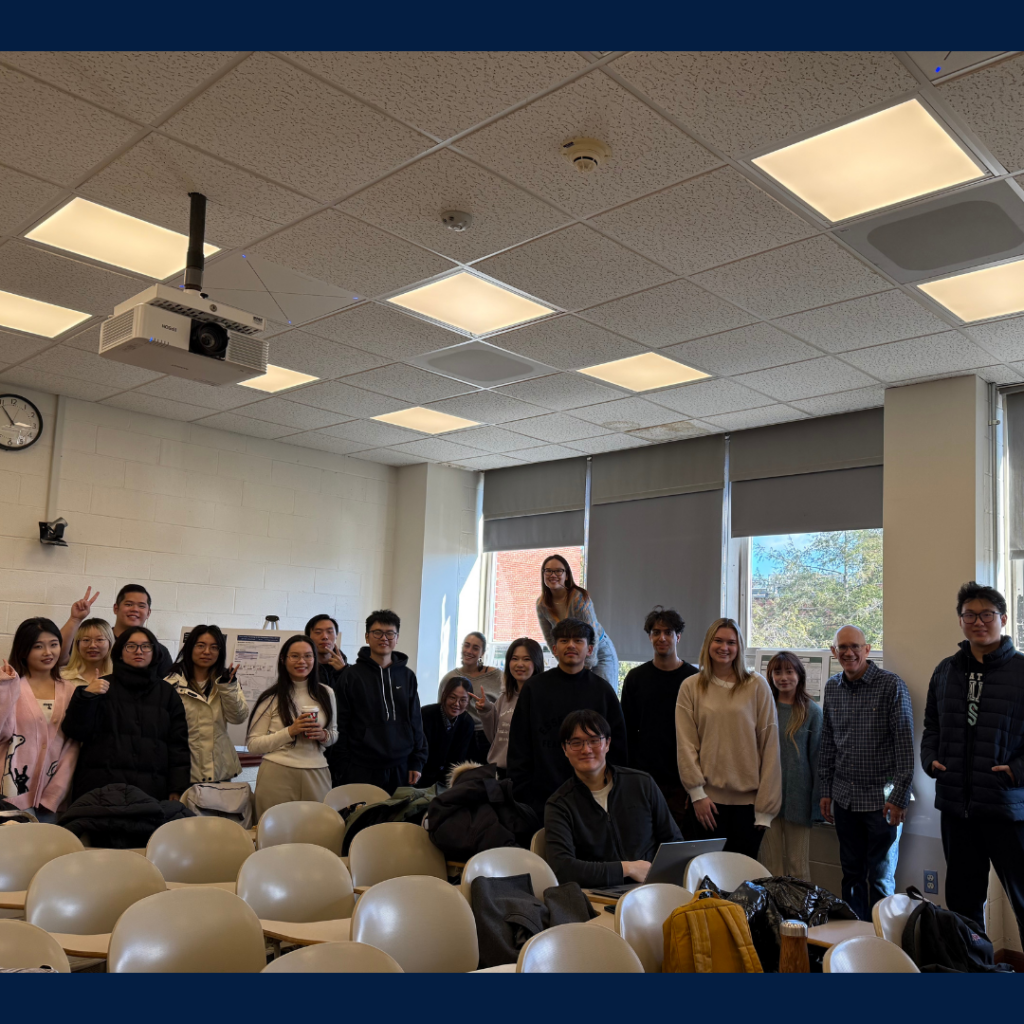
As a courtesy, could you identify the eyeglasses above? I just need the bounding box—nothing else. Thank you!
[193,643,220,653]
[834,644,864,654]
[287,654,314,662]
[960,610,1000,624]
[124,643,153,653]
[368,630,398,640]
[565,737,607,752]
[544,569,566,577]
[446,695,470,707]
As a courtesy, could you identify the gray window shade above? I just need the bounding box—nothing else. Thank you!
[1007,391,1024,559]
[591,435,725,505]
[731,466,883,538]
[483,510,585,552]
[483,458,586,519]
[729,409,884,482]
[587,489,723,663]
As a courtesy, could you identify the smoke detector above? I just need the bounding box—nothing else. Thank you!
[440,210,473,232]
[562,137,611,174]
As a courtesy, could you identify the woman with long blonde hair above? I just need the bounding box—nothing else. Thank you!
[675,617,782,858]
[62,618,114,687]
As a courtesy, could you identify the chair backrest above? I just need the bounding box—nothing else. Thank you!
[517,922,645,973]
[107,887,267,973]
[324,784,390,813]
[146,815,254,883]
[0,823,84,890]
[237,843,354,922]
[824,934,920,973]
[351,875,478,972]
[348,822,447,887]
[872,893,918,944]
[0,920,71,972]
[529,828,545,858]
[460,847,558,903]
[262,941,404,973]
[614,883,694,972]
[26,850,166,935]
[257,800,345,855]
[684,852,769,894]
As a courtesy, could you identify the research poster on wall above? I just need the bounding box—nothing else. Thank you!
[754,648,884,706]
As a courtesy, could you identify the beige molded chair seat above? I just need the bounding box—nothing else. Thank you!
[107,887,266,972]
[257,801,345,855]
[0,824,84,908]
[146,815,254,884]
[683,852,770,893]
[529,828,545,858]
[807,918,876,947]
[348,822,446,887]
[873,893,919,943]
[324,784,390,813]
[460,847,558,903]
[351,875,478,972]
[0,919,72,972]
[262,940,403,973]
[614,883,694,972]
[823,934,920,973]
[517,922,644,973]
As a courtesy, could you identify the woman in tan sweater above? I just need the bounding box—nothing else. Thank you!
[675,617,782,860]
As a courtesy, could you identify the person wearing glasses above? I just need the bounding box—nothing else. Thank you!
[419,676,475,788]
[536,554,619,687]
[438,632,503,762]
[818,624,914,922]
[544,709,681,887]
[332,610,428,796]
[61,626,190,804]
[922,582,1024,938]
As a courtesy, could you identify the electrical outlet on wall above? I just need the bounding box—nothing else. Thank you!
[924,870,939,894]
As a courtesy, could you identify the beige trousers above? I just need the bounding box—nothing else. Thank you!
[253,760,331,820]
[758,816,812,880]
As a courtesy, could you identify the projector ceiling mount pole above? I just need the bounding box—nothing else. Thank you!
[184,191,207,293]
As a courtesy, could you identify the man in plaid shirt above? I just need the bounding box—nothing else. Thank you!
[818,624,915,921]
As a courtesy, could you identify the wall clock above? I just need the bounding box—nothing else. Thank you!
[0,394,43,451]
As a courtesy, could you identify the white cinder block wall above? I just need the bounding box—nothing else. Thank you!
[0,387,396,659]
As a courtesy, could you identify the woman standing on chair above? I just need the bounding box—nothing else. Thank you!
[675,618,782,859]
[535,554,618,687]
[477,637,544,774]
[247,635,337,818]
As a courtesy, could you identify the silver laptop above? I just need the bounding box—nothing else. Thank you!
[589,838,728,899]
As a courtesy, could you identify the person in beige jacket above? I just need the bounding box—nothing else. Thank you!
[675,617,781,860]
[167,625,248,785]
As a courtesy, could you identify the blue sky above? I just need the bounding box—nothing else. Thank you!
[752,533,815,578]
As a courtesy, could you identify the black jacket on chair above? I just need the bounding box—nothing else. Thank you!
[419,704,474,788]
[61,661,191,802]
[57,783,192,848]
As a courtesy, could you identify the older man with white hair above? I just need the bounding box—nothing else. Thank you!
[818,624,914,921]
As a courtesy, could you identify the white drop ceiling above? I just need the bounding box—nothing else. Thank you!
[2,50,1024,471]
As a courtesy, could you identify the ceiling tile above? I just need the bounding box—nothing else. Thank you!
[0,65,141,186]
[691,236,888,319]
[629,419,711,442]
[474,224,673,311]
[251,209,454,298]
[233,397,344,430]
[268,330,387,379]
[0,329,53,364]
[285,51,587,139]
[701,404,810,430]
[791,385,887,416]
[773,289,952,353]
[162,52,431,201]
[964,315,1024,363]
[566,432,651,453]
[287,380,408,418]
[441,424,539,453]
[731,356,878,400]
[0,366,120,402]
[349,447,427,466]
[571,396,682,430]
[0,241,141,316]
[320,418,426,447]
[102,391,214,420]
[663,322,820,376]
[505,443,584,463]
[496,371,622,412]
[842,332,1001,383]
[130,375,257,410]
[503,412,609,443]
[613,51,916,155]
[649,377,774,417]
[423,390,543,424]
[303,302,456,360]
[340,149,569,262]
[391,436,488,461]
[0,166,62,235]
[975,364,1024,385]
[338,363,475,403]
[22,344,162,389]
[279,431,370,455]
[458,70,721,217]
[495,315,645,370]
[449,453,527,470]
[193,411,299,439]
[81,134,318,249]
[579,278,756,347]
[591,167,815,274]
[939,55,1024,174]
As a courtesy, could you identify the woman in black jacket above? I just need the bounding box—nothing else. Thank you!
[419,676,475,789]
[62,627,191,802]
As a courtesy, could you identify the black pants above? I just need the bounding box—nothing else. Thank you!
[682,802,762,861]
[342,762,407,796]
[942,812,1024,937]
[832,802,897,921]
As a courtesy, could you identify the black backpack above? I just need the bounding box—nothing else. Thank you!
[901,886,1013,972]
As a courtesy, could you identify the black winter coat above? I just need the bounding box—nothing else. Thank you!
[922,638,1024,820]
[419,704,474,788]
[58,783,192,848]
[62,662,191,802]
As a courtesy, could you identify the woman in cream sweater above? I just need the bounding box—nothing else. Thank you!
[675,617,781,859]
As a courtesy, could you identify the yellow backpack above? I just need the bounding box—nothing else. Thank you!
[663,891,763,973]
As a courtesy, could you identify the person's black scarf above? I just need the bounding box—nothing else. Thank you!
[108,659,160,691]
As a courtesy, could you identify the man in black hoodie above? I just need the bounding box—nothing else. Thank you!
[922,581,1024,937]
[508,617,627,820]
[331,610,428,795]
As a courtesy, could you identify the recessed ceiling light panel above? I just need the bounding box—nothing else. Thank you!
[917,257,1024,322]
[239,364,319,393]
[373,406,480,434]
[752,99,985,222]
[26,198,219,279]
[0,289,90,338]
[578,352,710,392]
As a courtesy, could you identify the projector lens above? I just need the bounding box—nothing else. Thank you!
[189,320,229,359]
